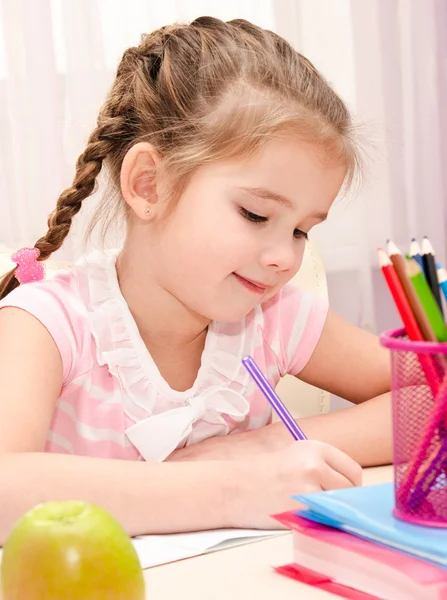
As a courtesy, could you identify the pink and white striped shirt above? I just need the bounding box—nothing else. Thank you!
[0,249,328,462]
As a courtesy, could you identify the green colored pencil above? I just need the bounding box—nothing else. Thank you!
[405,257,447,342]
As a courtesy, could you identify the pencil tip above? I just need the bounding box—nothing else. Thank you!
[377,248,391,267]
[411,237,416,241]
[421,236,434,254]
[386,239,400,255]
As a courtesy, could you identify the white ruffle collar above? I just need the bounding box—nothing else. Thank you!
[73,249,263,461]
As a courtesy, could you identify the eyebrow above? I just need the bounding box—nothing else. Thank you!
[237,186,328,221]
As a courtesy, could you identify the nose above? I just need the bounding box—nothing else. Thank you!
[260,238,305,273]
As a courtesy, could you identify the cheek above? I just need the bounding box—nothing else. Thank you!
[193,211,251,257]
[159,198,257,273]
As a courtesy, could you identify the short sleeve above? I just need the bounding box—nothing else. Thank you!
[261,284,329,377]
[0,273,86,384]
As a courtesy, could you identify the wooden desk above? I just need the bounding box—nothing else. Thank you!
[144,466,393,599]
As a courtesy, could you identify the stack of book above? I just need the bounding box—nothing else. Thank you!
[274,483,447,600]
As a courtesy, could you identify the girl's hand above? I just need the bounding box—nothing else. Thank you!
[165,425,284,462]
[232,440,362,529]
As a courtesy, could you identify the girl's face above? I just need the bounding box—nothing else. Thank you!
[145,137,346,322]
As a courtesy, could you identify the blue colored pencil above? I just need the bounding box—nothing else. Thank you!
[436,262,447,305]
[409,238,425,274]
[242,356,307,441]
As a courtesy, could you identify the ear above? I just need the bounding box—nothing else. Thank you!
[120,142,161,220]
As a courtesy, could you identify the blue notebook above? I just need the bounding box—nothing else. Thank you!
[294,483,447,569]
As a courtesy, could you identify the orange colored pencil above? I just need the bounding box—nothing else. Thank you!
[378,248,424,341]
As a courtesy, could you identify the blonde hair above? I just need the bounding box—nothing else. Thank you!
[0,16,359,299]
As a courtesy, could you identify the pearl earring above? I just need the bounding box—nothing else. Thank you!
[145,207,152,217]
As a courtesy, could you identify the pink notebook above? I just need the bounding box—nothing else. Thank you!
[274,511,447,600]
[275,563,380,599]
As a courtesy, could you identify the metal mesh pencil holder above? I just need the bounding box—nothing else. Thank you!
[380,328,447,527]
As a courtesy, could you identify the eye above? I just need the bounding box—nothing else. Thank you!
[240,207,268,224]
[294,229,308,240]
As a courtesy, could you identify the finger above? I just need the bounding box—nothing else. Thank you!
[321,443,362,487]
[320,464,357,491]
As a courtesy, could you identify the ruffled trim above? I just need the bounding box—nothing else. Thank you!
[73,249,153,424]
[72,249,262,431]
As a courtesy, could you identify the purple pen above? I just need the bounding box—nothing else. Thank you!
[242,356,307,441]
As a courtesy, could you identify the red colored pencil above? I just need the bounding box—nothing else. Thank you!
[378,248,424,341]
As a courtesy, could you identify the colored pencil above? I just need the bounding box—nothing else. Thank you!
[421,237,444,316]
[387,240,437,343]
[437,262,447,305]
[409,238,425,273]
[380,250,443,397]
[378,249,424,341]
[242,356,307,441]
[405,257,447,342]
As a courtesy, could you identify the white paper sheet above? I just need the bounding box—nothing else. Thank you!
[132,528,285,569]
[0,529,285,570]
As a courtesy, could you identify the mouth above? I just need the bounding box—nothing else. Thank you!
[233,273,272,295]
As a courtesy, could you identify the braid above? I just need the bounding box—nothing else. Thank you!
[0,270,17,300]
[36,131,104,259]
[0,117,124,299]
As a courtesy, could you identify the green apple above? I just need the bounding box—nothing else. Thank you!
[1,501,145,600]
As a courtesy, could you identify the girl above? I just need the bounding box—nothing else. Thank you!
[0,16,391,543]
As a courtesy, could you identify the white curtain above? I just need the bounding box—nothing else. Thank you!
[0,0,446,333]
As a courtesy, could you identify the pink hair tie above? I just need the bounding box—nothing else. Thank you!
[11,247,45,284]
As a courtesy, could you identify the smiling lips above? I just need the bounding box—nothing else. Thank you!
[233,273,272,294]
